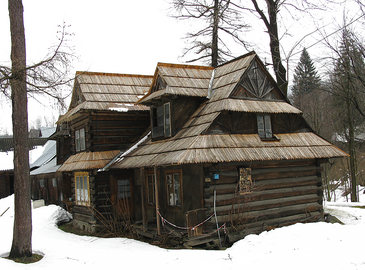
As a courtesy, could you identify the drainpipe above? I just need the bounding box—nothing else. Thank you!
[206,69,216,99]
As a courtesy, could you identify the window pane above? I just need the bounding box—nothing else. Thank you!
[173,173,181,206]
[80,128,86,150]
[83,176,88,202]
[166,174,172,184]
[264,115,272,138]
[80,176,84,201]
[76,176,81,202]
[52,178,57,187]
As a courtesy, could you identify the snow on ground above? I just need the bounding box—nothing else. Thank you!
[1,195,365,269]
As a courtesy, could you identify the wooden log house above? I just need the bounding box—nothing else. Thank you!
[108,51,348,245]
[56,71,153,232]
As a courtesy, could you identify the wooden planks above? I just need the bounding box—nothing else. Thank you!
[204,159,324,238]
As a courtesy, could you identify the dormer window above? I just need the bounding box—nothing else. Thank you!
[257,114,272,139]
[75,128,86,151]
[151,102,171,138]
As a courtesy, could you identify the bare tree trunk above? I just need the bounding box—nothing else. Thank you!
[266,0,287,96]
[8,0,32,258]
[250,0,288,96]
[212,0,219,67]
[347,103,358,202]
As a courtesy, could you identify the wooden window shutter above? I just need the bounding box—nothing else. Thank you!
[164,102,171,137]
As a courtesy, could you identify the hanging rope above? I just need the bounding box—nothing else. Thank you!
[156,208,215,231]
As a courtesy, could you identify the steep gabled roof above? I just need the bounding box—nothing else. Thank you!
[109,52,348,169]
[58,72,153,123]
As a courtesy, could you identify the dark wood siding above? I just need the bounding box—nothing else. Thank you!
[203,159,324,242]
[0,171,13,199]
[206,112,311,135]
[69,112,150,154]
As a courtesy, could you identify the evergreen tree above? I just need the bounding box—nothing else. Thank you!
[291,48,321,109]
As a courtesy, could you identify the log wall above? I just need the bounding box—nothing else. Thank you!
[69,112,150,154]
[203,159,324,242]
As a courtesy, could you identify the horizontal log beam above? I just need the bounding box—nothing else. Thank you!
[214,202,321,224]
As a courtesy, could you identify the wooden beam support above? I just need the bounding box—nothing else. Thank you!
[140,167,148,232]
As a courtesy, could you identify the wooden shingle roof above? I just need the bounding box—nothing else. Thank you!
[138,63,214,105]
[58,150,120,172]
[111,133,347,168]
[110,52,348,169]
[58,72,153,123]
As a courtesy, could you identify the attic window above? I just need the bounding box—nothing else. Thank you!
[151,102,171,138]
[257,114,272,139]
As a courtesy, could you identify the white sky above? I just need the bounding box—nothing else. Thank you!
[0,0,362,134]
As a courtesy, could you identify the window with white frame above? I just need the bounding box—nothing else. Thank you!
[166,171,181,207]
[75,172,90,206]
[75,128,86,151]
[151,102,171,138]
[257,114,273,139]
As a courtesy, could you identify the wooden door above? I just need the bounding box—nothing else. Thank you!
[111,173,134,220]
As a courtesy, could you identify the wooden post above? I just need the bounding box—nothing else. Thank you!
[140,167,148,232]
[154,166,161,235]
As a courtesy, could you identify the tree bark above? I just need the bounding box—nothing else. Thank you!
[8,0,32,258]
[212,0,219,67]
[250,0,288,96]
[266,0,287,96]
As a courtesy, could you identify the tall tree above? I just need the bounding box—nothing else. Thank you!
[248,0,288,96]
[3,0,74,259]
[171,0,249,67]
[291,48,321,109]
[329,28,365,202]
[8,0,32,258]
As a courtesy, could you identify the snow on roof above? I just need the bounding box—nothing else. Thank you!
[0,139,56,171]
[30,140,56,169]
[30,157,61,175]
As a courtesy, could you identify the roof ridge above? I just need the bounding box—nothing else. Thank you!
[76,71,153,78]
[157,62,214,70]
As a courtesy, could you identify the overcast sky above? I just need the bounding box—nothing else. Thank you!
[0,0,361,134]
